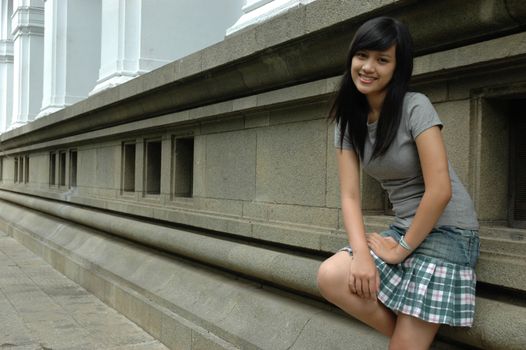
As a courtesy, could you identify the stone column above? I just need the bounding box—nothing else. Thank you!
[90,0,243,95]
[226,0,315,36]
[38,0,102,118]
[10,0,44,129]
[0,0,14,132]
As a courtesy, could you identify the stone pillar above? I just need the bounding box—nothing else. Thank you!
[0,0,14,132]
[90,0,243,95]
[10,0,44,129]
[226,0,315,36]
[38,0,102,118]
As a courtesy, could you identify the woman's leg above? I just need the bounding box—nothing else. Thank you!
[389,314,440,350]
[317,251,396,336]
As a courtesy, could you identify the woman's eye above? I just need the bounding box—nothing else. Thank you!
[356,52,367,59]
[378,58,389,64]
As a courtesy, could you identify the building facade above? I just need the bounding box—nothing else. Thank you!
[0,0,525,349]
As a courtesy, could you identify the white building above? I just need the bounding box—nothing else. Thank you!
[0,0,314,133]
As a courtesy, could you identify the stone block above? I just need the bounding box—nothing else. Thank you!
[192,136,206,198]
[268,101,326,125]
[176,50,203,79]
[258,81,327,111]
[413,32,526,77]
[191,331,230,350]
[189,101,234,122]
[325,123,341,208]
[435,99,471,184]
[95,145,120,190]
[289,310,388,350]
[127,294,163,340]
[233,95,257,113]
[254,5,306,50]
[251,223,321,251]
[242,201,269,220]
[140,63,177,94]
[244,110,270,129]
[447,67,526,101]
[204,129,256,201]
[193,198,243,217]
[200,116,244,135]
[305,0,392,34]
[319,231,347,252]
[256,119,327,206]
[160,137,172,196]
[160,314,192,350]
[268,203,337,228]
[413,81,448,102]
[201,30,258,72]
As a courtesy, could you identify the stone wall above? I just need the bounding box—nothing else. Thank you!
[0,0,525,349]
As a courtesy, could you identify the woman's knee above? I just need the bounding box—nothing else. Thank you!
[317,254,348,298]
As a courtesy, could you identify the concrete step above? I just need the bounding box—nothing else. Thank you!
[0,194,524,349]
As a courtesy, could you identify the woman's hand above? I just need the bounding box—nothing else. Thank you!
[366,232,410,264]
[348,252,380,300]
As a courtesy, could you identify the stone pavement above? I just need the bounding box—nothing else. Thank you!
[0,231,169,350]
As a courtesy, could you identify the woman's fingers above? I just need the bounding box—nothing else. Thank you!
[348,274,357,294]
[355,278,363,298]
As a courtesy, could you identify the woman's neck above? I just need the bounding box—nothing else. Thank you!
[366,91,386,123]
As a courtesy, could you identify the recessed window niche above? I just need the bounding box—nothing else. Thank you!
[14,157,18,183]
[69,150,77,188]
[145,139,162,195]
[122,142,136,193]
[24,156,29,183]
[59,151,67,186]
[49,152,56,185]
[174,137,194,198]
[510,99,526,228]
[18,156,23,183]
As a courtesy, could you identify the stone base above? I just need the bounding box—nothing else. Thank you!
[0,195,524,349]
[0,198,481,350]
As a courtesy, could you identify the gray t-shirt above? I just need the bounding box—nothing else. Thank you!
[335,92,479,230]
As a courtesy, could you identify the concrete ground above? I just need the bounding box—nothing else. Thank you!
[0,231,168,350]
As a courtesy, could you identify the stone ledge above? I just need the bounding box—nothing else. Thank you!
[2,0,526,150]
[0,198,508,350]
[0,200,391,350]
[0,189,524,292]
[0,193,524,349]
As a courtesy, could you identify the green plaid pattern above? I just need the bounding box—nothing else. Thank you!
[340,247,476,327]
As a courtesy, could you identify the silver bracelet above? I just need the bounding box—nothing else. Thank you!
[399,235,413,252]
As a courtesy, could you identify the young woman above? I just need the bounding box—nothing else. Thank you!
[317,17,480,350]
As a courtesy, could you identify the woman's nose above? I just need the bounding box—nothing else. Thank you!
[362,60,374,72]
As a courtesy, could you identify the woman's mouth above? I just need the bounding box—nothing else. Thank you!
[359,74,377,84]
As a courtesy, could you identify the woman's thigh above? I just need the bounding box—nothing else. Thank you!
[390,313,440,350]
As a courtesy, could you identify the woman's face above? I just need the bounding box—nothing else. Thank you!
[351,45,396,98]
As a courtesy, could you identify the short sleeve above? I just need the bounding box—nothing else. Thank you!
[407,93,443,140]
[334,122,353,150]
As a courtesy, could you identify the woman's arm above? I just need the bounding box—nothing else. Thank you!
[337,149,379,299]
[367,125,451,263]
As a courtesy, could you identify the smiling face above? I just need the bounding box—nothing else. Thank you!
[351,45,397,100]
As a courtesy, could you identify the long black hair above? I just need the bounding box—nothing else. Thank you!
[329,17,413,160]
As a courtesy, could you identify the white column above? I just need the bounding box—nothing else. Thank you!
[10,0,44,129]
[226,0,315,36]
[38,0,101,118]
[0,0,14,133]
[89,0,143,95]
[91,0,243,95]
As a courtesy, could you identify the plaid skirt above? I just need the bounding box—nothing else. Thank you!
[339,225,480,327]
